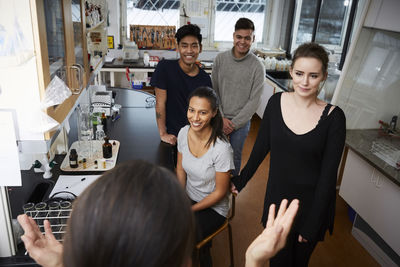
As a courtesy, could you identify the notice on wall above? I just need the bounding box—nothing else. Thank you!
[0,111,21,186]
[107,36,114,49]
[190,17,209,38]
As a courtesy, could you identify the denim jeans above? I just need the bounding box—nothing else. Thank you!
[229,121,251,176]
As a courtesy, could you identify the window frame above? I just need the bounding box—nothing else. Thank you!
[208,0,271,49]
[290,0,353,54]
[122,0,272,50]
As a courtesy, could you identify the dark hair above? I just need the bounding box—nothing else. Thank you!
[63,160,194,267]
[234,18,255,31]
[291,42,329,74]
[188,86,227,147]
[175,24,202,45]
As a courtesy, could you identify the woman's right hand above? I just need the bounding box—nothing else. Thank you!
[230,182,239,194]
[17,214,63,267]
[245,199,299,267]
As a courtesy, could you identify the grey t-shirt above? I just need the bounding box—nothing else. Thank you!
[177,125,234,217]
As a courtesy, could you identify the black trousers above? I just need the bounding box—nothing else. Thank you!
[270,231,318,267]
[192,200,226,267]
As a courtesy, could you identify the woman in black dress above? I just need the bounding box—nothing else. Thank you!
[232,42,346,267]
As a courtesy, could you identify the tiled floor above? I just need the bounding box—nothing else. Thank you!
[210,116,379,267]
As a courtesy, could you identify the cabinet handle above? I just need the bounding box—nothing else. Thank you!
[376,174,382,188]
[370,168,377,184]
[75,63,84,92]
[69,64,83,95]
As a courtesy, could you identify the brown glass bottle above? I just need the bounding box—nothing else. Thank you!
[101,112,107,134]
[69,149,78,168]
[102,137,112,158]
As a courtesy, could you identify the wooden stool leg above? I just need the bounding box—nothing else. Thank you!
[228,223,234,267]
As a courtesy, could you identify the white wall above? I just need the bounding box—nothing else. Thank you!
[106,0,120,47]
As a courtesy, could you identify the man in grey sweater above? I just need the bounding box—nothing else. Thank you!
[212,18,265,176]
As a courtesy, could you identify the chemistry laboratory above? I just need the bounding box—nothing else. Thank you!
[0,0,399,266]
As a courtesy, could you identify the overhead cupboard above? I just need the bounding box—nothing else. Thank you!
[35,0,90,127]
[0,0,107,154]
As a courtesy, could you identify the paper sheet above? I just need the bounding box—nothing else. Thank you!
[49,175,101,198]
[0,111,21,186]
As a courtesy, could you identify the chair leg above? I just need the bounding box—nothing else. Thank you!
[228,224,234,267]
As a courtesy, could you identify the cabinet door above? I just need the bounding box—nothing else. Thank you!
[364,0,400,32]
[35,0,88,134]
[65,0,89,88]
[42,0,67,85]
[339,149,400,254]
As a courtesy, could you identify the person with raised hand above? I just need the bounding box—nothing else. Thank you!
[232,42,346,266]
[18,215,63,267]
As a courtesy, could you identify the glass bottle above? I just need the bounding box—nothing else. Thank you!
[101,112,107,134]
[102,136,112,159]
[96,125,105,141]
[69,149,78,168]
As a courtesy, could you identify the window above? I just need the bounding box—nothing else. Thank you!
[214,0,268,43]
[291,0,352,52]
[126,0,180,32]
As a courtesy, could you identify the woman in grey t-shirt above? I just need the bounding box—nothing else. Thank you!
[176,86,234,266]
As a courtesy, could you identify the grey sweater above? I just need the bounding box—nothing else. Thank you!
[211,48,265,129]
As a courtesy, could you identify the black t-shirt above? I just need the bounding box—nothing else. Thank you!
[232,92,346,242]
[150,59,212,136]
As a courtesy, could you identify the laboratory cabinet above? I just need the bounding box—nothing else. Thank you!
[34,0,90,128]
[0,0,90,142]
[363,0,400,33]
[339,149,400,259]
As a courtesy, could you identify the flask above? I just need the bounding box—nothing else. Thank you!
[96,124,105,141]
[102,137,112,158]
[69,149,78,168]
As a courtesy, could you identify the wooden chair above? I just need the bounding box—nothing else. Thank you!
[196,193,236,267]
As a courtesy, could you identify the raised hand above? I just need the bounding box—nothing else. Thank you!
[17,214,63,267]
[245,199,299,267]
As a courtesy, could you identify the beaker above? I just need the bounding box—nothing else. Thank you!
[77,104,93,159]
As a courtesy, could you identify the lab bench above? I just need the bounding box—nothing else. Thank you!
[339,129,400,266]
[100,58,213,88]
[0,89,174,266]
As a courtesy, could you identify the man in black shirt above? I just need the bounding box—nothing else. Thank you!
[151,24,212,145]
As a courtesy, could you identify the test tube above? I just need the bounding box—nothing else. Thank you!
[48,201,61,240]
[60,201,72,225]
[59,201,72,240]
[22,202,35,217]
[48,202,60,226]
[34,202,47,229]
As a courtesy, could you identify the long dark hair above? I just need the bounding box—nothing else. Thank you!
[188,86,227,147]
[63,160,194,267]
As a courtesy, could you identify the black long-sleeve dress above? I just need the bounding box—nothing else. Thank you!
[231,92,346,242]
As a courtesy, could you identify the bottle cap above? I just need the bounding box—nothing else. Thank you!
[70,149,77,155]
